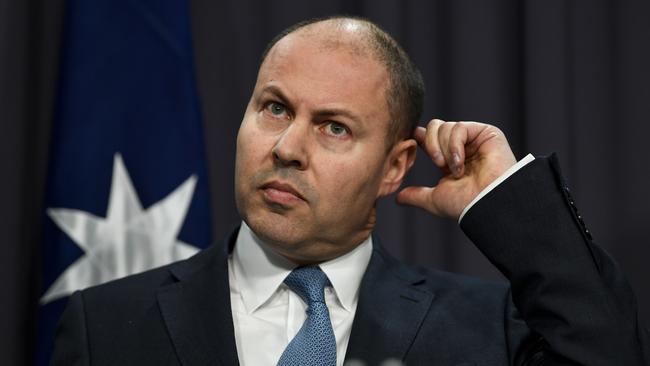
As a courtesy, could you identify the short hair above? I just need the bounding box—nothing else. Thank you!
[260,16,425,146]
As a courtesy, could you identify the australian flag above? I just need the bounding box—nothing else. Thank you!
[36,0,212,364]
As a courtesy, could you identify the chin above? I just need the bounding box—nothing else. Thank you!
[243,209,340,263]
[244,208,306,246]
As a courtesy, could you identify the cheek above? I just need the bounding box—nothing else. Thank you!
[236,119,273,171]
[316,153,384,206]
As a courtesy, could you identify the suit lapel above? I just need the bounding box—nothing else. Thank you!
[154,230,434,365]
[345,240,435,364]
[157,232,239,366]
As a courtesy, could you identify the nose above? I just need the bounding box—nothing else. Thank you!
[272,120,309,170]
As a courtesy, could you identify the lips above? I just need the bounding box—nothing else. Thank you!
[260,180,306,204]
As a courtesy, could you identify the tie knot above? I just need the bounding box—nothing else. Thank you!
[284,266,330,304]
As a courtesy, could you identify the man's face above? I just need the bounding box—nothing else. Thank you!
[235,30,405,263]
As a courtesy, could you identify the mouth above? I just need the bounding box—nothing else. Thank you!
[259,180,306,205]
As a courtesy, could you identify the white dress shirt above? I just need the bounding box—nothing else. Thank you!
[229,154,534,365]
[229,222,373,366]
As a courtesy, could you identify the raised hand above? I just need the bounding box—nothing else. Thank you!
[396,119,517,220]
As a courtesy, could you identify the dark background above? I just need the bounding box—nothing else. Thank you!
[1,0,649,364]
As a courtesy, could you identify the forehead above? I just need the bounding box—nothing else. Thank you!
[256,30,390,121]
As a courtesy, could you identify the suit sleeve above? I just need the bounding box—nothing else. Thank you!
[460,154,650,366]
[51,291,90,366]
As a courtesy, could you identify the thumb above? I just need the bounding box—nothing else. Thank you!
[396,186,437,214]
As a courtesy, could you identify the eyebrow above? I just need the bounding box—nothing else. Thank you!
[258,85,363,125]
[313,108,362,125]
[258,85,292,107]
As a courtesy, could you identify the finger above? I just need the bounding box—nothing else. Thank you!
[461,121,502,157]
[396,186,440,215]
[413,126,426,141]
[420,119,446,168]
[448,122,469,177]
[437,121,459,173]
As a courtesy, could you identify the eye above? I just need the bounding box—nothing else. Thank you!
[265,101,289,119]
[323,121,350,137]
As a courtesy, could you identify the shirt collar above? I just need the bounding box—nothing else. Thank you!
[231,221,373,314]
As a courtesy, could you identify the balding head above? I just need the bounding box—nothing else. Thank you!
[260,16,424,146]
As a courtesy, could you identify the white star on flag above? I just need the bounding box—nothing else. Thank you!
[41,153,201,304]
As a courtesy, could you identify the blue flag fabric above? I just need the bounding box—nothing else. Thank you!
[36,0,211,364]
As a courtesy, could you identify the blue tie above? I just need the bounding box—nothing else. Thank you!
[276,266,337,366]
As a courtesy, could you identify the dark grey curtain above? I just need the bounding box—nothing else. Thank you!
[2,0,649,364]
[0,0,64,364]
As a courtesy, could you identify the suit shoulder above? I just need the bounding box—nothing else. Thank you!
[378,247,510,307]
[421,266,508,294]
[420,267,507,299]
[81,262,175,302]
[377,245,508,294]
[79,242,221,305]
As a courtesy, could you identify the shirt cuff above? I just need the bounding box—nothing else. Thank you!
[458,153,535,224]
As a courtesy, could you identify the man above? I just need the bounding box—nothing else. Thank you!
[52,16,649,365]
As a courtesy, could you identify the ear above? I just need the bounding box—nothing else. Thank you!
[377,138,417,198]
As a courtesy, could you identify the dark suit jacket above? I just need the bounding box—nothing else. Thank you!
[52,155,650,365]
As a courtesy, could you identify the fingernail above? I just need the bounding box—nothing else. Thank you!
[432,151,442,162]
[452,153,460,165]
